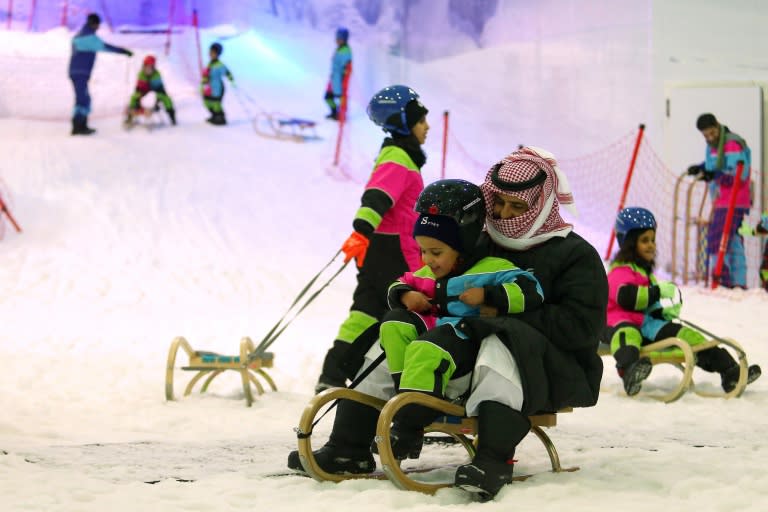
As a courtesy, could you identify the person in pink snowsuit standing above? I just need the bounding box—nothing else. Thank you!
[314,85,430,393]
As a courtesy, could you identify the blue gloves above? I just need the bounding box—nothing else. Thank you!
[657,281,678,300]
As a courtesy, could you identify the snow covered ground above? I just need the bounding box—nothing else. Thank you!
[1,15,768,512]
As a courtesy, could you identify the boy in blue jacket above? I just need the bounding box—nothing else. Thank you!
[68,13,133,135]
[324,27,352,120]
[201,43,234,125]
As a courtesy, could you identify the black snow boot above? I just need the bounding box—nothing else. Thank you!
[621,357,652,396]
[208,112,226,125]
[615,345,652,396]
[287,398,378,475]
[167,109,177,125]
[371,400,437,460]
[721,364,762,393]
[71,116,95,135]
[455,401,530,501]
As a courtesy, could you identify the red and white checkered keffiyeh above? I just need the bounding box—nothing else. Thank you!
[481,146,577,250]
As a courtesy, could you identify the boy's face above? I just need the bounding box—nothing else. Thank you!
[210,49,218,59]
[411,116,429,145]
[415,236,460,278]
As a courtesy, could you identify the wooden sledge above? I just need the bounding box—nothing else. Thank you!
[295,388,576,495]
[123,106,166,131]
[165,336,276,407]
[253,112,321,143]
[598,335,750,403]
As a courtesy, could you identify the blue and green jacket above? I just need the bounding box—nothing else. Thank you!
[388,256,543,337]
[69,23,130,78]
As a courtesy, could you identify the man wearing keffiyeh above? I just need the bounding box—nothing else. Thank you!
[286,147,608,501]
[452,146,607,499]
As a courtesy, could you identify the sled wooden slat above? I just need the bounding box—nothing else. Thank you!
[165,336,277,407]
[295,388,576,495]
[598,335,750,402]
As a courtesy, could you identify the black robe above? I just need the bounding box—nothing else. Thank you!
[463,231,608,414]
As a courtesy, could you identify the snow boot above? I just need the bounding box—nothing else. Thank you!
[370,401,436,460]
[167,109,177,125]
[71,116,95,135]
[287,398,378,475]
[208,112,226,125]
[615,345,651,396]
[455,402,530,500]
[721,364,762,393]
[620,357,653,396]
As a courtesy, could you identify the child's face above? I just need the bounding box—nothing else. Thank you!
[210,49,218,59]
[634,229,656,263]
[492,193,530,219]
[415,236,460,278]
[411,116,429,145]
[143,64,154,74]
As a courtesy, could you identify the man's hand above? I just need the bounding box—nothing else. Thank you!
[459,287,485,306]
[687,164,704,176]
[401,291,432,312]
[340,231,369,267]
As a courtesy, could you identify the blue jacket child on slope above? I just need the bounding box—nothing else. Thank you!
[68,13,133,135]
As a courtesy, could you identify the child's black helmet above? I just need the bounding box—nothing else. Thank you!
[415,179,486,253]
[210,42,223,56]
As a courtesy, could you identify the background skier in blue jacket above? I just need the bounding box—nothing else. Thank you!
[68,13,133,135]
[324,27,352,120]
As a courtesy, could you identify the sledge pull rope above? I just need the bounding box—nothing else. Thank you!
[251,250,348,358]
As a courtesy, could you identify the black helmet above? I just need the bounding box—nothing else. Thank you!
[210,42,223,56]
[415,179,485,253]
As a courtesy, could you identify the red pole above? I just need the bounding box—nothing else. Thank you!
[60,0,68,27]
[604,123,646,260]
[192,8,202,75]
[164,0,176,56]
[333,63,352,166]
[441,110,449,179]
[26,0,35,32]
[6,0,12,30]
[0,196,22,233]
[711,161,745,289]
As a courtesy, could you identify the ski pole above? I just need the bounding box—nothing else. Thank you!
[251,250,348,357]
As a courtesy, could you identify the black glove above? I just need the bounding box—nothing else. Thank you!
[700,171,715,182]
[125,49,134,57]
[687,164,704,176]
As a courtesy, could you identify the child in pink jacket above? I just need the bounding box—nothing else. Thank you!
[605,207,761,396]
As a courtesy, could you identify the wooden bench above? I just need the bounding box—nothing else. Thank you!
[598,335,750,402]
[295,388,575,494]
[165,336,277,407]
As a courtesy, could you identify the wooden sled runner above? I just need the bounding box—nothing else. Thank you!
[295,388,576,495]
[123,106,166,131]
[598,335,750,403]
[253,112,321,142]
[165,336,277,406]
